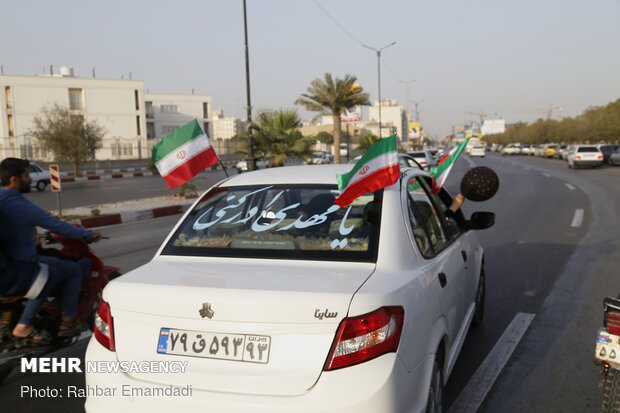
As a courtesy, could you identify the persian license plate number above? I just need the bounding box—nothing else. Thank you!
[157,328,270,364]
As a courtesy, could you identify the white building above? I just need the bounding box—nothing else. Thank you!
[144,93,213,146]
[368,99,408,142]
[0,68,148,161]
[212,109,245,140]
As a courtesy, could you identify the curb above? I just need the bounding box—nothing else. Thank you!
[61,171,159,183]
[78,204,191,228]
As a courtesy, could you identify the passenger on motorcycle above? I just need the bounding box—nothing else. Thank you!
[0,158,102,346]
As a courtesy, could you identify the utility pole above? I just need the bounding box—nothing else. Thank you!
[243,0,256,171]
[399,79,415,121]
[362,41,396,139]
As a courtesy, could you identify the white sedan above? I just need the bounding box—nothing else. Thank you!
[85,165,493,413]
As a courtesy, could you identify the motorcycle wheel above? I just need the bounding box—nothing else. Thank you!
[602,367,620,412]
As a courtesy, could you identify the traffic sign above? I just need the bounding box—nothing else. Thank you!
[50,165,61,192]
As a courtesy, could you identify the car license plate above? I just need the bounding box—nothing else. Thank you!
[157,328,271,364]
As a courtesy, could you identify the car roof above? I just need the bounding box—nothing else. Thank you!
[223,164,427,187]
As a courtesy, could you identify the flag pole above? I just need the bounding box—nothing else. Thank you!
[219,159,229,177]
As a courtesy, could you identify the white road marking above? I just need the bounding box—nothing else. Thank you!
[571,209,584,227]
[448,312,536,413]
[565,183,576,191]
[542,173,552,178]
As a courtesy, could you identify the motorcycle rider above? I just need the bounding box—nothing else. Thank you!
[0,158,102,345]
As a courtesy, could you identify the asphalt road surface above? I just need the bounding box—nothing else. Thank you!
[23,168,235,212]
[2,153,619,412]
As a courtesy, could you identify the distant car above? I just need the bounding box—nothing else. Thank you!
[608,146,620,166]
[501,143,520,156]
[543,144,558,158]
[311,151,333,165]
[598,144,620,164]
[469,145,486,157]
[406,150,435,171]
[28,162,51,191]
[562,145,576,160]
[85,164,493,413]
[553,145,568,160]
[567,145,604,169]
[236,157,271,173]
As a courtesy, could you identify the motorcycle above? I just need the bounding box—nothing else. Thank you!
[595,296,620,412]
[0,227,120,381]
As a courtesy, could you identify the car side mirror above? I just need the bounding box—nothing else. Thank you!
[468,211,495,230]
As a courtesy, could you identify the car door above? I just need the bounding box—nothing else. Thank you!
[404,174,467,340]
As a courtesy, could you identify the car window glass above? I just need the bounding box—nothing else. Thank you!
[577,147,598,152]
[406,176,450,257]
[162,185,382,262]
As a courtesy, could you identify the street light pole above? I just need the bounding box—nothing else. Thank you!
[399,79,415,121]
[242,0,255,171]
[412,99,424,123]
[363,41,396,139]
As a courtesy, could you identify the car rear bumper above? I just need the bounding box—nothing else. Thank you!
[574,160,604,166]
[85,337,431,413]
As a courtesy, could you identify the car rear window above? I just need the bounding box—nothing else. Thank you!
[577,147,598,152]
[162,184,382,262]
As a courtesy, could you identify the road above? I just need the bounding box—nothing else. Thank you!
[23,168,235,212]
[1,153,619,412]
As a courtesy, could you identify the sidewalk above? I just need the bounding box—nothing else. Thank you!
[64,195,198,228]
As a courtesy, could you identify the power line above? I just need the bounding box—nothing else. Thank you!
[312,0,366,47]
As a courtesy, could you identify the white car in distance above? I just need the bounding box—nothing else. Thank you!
[468,145,486,157]
[86,165,494,413]
[28,162,51,191]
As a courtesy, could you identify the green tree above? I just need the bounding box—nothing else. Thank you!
[236,109,313,166]
[357,133,379,153]
[296,73,370,164]
[29,103,104,175]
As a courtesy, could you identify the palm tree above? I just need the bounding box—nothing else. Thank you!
[237,109,314,167]
[296,73,370,164]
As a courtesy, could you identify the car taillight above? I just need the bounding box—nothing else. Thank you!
[606,311,620,336]
[94,298,115,351]
[323,306,404,371]
[575,155,581,160]
[598,155,604,159]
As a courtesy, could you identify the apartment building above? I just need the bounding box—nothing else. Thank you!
[144,93,213,144]
[0,68,147,161]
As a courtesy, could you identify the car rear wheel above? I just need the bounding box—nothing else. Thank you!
[36,180,47,191]
[426,357,444,413]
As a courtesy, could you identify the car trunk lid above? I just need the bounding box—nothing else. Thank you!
[105,257,375,396]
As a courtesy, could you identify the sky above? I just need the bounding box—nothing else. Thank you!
[2,0,620,137]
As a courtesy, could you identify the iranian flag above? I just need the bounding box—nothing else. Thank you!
[430,137,469,193]
[152,119,219,189]
[335,134,400,207]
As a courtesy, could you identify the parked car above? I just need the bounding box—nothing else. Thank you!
[533,144,545,157]
[553,145,568,159]
[543,144,558,158]
[607,146,620,166]
[598,144,620,164]
[501,143,520,156]
[567,145,604,168]
[85,164,493,413]
[562,145,576,160]
[311,151,333,165]
[407,150,435,170]
[236,157,271,173]
[28,161,51,191]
